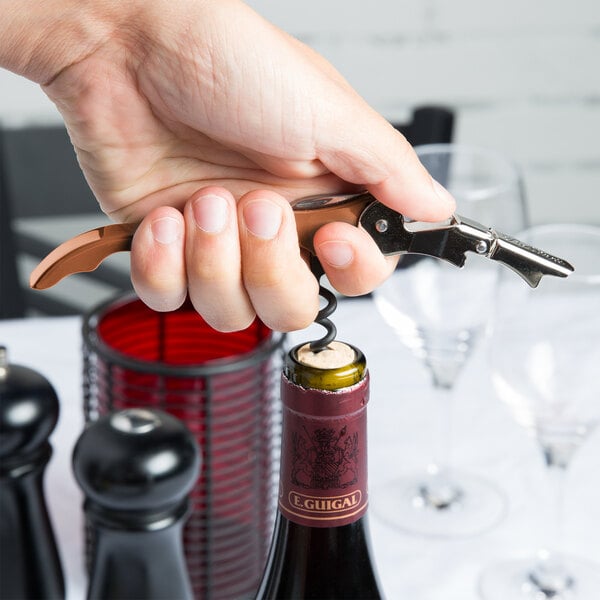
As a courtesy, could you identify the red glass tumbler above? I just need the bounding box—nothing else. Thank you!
[82,294,285,600]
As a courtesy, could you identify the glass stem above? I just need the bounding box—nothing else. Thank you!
[528,460,574,598]
[528,431,587,594]
[527,442,575,594]
[430,379,453,474]
[542,459,568,560]
[427,355,463,473]
[422,357,465,507]
[538,428,581,558]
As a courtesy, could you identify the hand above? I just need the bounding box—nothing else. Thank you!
[14,0,455,331]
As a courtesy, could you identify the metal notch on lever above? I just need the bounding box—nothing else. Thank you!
[359,202,574,287]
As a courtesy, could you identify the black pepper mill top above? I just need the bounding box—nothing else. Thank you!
[73,408,201,516]
[0,345,60,472]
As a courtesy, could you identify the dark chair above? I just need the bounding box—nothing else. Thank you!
[0,136,23,319]
[0,126,131,319]
[392,105,454,149]
[390,106,455,270]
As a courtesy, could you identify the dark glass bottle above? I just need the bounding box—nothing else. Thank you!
[256,341,383,599]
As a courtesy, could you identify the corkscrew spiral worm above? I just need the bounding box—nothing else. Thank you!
[308,258,338,353]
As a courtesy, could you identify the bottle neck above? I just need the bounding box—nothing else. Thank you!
[278,365,369,528]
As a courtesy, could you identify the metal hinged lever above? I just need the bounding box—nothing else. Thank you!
[359,202,574,288]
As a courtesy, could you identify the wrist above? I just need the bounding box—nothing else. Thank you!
[0,0,136,84]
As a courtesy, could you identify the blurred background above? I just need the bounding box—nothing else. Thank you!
[246,0,600,226]
[1,0,599,317]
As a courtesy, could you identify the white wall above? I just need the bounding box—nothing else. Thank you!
[2,0,599,225]
[0,69,61,125]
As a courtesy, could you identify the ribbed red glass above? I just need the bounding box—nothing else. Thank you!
[82,294,284,600]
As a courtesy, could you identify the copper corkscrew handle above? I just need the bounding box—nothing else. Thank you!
[29,193,372,290]
[29,222,138,290]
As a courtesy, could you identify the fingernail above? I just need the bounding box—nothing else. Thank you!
[318,241,354,268]
[432,179,456,210]
[193,194,229,233]
[243,199,282,240]
[151,216,181,244]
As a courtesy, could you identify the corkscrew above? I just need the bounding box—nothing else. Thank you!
[289,192,574,351]
[29,191,574,348]
[308,257,338,353]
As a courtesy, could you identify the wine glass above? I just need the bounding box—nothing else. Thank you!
[479,224,600,599]
[372,144,528,537]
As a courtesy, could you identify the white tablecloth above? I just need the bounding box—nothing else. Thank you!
[2,296,599,599]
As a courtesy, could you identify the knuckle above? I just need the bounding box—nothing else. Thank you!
[243,264,287,289]
[260,299,318,333]
[205,312,256,333]
[142,271,185,293]
[189,259,230,284]
[262,313,311,333]
[135,288,186,313]
[189,289,255,333]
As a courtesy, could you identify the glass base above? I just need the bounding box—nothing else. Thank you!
[371,467,507,538]
[479,554,600,600]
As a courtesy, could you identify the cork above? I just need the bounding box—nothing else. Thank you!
[296,341,356,370]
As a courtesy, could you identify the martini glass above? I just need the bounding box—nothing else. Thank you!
[479,224,600,599]
[372,144,527,537]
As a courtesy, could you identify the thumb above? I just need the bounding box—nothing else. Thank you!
[315,99,455,222]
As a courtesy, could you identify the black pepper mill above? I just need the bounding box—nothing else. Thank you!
[72,408,201,600]
[0,345,65,600]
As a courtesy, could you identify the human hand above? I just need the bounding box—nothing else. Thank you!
[11,0,455,332]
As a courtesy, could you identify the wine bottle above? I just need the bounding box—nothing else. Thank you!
[256,341,383,599]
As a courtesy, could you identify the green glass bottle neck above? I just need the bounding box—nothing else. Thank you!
[284,342,366,391]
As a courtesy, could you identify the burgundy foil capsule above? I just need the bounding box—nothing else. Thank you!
[278,371,370,528]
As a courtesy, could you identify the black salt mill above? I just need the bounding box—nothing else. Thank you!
[0,345,65,600]
[72,408,201,600]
